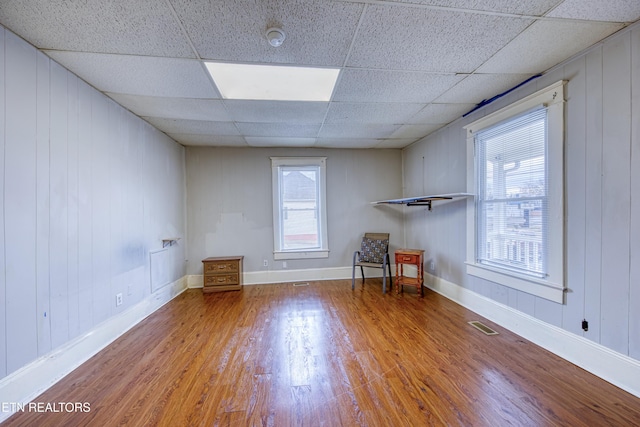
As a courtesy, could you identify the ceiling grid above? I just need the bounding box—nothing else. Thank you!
[0,0,637,148]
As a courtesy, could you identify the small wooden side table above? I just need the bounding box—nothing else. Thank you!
[395,249,425,296]
[202,256,243,293]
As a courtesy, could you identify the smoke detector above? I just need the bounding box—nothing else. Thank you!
[266,27,286,47]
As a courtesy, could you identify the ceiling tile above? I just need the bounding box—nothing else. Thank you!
[245,137,317,147]
[381,0,563,16]
[315,138,382,149]
[236,122,321,137]
[333,69,464,103]
[171,0,363,66]
[143,118,240,136]
[390,124,443,139]
[108,94,231,121]
[546,0,640,22]
[0,0,195,57]
[477,19,625,74]
[435,73,535,104]
[224,100,328,123]
[44,51,218,98]
[347,5,532,72]
[169,134,247,147]
[318,123,400,138]
[408,103,474,124]
[325,102,425,124]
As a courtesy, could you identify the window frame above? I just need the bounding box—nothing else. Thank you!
[464,81,565,303]
[271,157,329,260]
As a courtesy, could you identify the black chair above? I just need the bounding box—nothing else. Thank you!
[352,232,392,294]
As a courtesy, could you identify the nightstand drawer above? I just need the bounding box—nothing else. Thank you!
[396,253,420,264]
[204,261,239,274]
[204,273,239,287]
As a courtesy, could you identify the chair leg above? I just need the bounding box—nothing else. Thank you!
[351,265,356,290]
[382,264,387,294]
[388,261,393,289]
[352,250,359,290]
[360,266,365,284]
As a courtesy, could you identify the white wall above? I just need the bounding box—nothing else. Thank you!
[0,28,187,380]
[403,23,640,361]
[186,147,404,275]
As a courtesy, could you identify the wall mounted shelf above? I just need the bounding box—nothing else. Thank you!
[162,238,180,248]
[372,193,473,211]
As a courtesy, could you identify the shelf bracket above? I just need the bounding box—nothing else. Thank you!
[162,238,180,248]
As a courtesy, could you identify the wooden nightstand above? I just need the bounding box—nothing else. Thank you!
[395,249,425,296]
[202,256,243,293]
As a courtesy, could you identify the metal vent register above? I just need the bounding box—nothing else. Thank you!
[468,321,499,335]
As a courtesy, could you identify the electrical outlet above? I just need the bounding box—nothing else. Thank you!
[116,293,123,306]
[430,261,435,271]
[263,259,268,267]
[282,261,287,269]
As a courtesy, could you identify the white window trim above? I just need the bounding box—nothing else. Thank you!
[464,81,565,303]
[271,157,329,260]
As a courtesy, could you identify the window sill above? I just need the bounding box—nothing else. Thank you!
[466,262,564,303]
[274,250,329,260]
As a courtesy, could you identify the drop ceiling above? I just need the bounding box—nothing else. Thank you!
[0,0,638,149]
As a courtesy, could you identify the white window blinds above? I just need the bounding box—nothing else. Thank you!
[475,107,548,278]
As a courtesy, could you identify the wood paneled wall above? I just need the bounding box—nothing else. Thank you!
[0,27,187,379]
[403,24,640,360]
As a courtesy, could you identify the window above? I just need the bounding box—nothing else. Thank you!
[465,81,565,303]
[271,157,328,260]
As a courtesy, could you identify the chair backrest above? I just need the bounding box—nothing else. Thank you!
[359,233,390,264]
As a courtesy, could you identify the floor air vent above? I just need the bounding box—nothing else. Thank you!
[293,282,309,287]
[468,321,499,335]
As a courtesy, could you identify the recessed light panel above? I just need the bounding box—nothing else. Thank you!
[205,62,340,101]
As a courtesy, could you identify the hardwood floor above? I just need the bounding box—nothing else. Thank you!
[4,279,640,426]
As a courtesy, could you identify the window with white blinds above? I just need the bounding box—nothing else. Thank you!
[475,107,547,278]
[465,81,565,303]
[271,157,328,260]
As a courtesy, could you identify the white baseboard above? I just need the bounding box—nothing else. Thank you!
[0,277,187,423]
[426,272,640,398]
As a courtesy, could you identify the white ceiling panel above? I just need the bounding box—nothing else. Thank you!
[408,103,475,125]
[108,94,231,121]
[477,19,625,74]
[246,137,317,147]
[171,0,364,66]
[325,102,425,124]
[315,138,383,149]
[378,0,563,16]
[434,73,535,104]
[168,134,247,147]
[236,123,321,137]
[224,100,329,123]
[143,118,240,136]
[45,51,218,98]
[0,0,637,150]
[347,5,532,72]
[391,124,443,139]
[318,123,400,139]
[333,69,464,103]
[547,0,640,23]
[0,0,195,57]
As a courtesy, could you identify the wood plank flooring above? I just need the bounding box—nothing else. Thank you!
[4,279,640,426]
